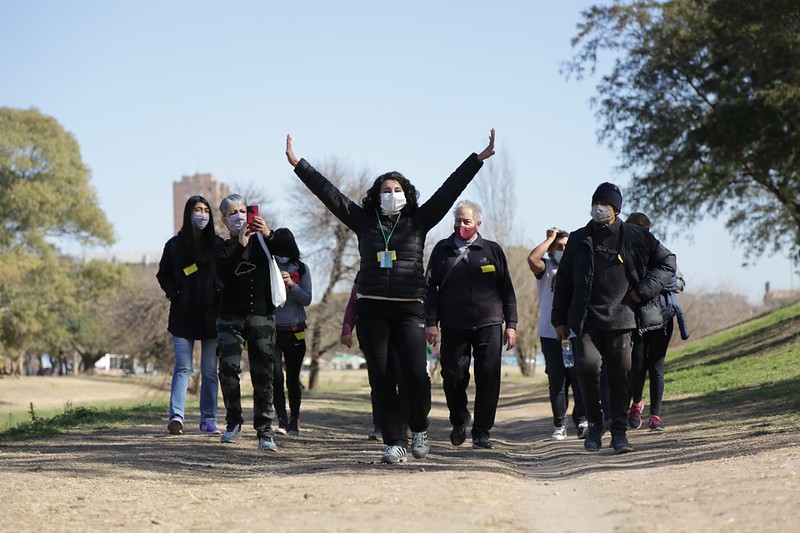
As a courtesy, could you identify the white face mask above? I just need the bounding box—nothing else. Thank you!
[552,251,564,263]
[380,191,406,214]
[591,204,614,225]
[191,213,209,230]
[226,212,247,234]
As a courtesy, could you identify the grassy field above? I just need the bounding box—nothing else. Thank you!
[664,301,800,432]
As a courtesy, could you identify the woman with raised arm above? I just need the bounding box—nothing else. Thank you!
[285,130,495,464]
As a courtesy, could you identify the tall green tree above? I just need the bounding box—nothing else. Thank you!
[0,107,115,369]
[568,0,800,260]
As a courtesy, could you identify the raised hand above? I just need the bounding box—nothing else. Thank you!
[286,134,299,167]
[477,128,496,161]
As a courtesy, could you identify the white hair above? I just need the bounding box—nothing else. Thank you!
[453,200,482,222]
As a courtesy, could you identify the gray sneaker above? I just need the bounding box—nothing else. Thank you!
[410,431,430,459]
[381,445,407,464]
[221,423,242,443]
[258,436,277,452]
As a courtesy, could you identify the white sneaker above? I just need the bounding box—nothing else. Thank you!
[577,420,589,440]
[275,427,288,436]
[381,445,407,464]
[221,423,242,443]
[551,426,567,441]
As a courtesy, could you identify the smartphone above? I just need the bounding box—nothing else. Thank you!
[246,205,259,230]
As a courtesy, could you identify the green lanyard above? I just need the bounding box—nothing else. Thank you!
[376,210,401,251]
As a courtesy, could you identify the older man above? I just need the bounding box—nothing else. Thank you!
[425,200,517,450]
[552,183,676,454]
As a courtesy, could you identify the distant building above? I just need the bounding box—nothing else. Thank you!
[173,172,231,235]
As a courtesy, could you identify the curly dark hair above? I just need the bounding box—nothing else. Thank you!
[361,171,420,214]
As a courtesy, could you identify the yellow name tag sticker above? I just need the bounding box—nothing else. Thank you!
[294,331,306,340]
[376,250,397,261]
[183,263,199,276]
[481,264,496,273]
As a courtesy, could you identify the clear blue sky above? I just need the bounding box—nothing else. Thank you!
[2,0,797,303]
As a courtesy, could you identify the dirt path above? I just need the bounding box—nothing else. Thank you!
[0,374,798,532]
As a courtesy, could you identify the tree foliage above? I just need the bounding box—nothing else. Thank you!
[568,0,800,260]
[0,107,117,368]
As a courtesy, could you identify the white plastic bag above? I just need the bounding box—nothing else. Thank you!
[258,233,287,308]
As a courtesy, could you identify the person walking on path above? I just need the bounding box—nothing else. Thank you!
[215,193,280,452]
[552,182,676,454]
[157,195,223,436]
[286,130,496,464]
[425,200,517,450]
[625,212,690,432]
[527,227,587,441]
[269,228,312,437]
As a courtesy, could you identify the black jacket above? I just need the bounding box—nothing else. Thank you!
[425,234,517,330]
[156,234,223,340]
[294,154,483,299]
[551,220,676,335]
[215,234,276,316]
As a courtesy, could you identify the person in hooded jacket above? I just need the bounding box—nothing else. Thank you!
[285,130,496,465]
[157,195,223,436]
[268,227,312,437]
[552,182,676,454]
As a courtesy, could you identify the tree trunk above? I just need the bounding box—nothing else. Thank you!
[307,321,323,390]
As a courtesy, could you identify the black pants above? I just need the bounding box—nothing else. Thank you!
[440,325,502,439]
[630,318,673,417]
[356,298,430,446]
[541,337,586,428]
[273,330,306,425]
[574,326,632,435]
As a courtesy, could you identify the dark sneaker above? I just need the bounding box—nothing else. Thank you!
[648,415,665,431]
[167,415,183,435]
[411,431,430,459]
[628,401,644,429]
[368,425,380,441]
[450,412,472,446]
[577,419,589,440]
[584,422,605,451]
[472,436,493,449]
[381,445,407,464]
[611,434,634,454]
[287,418,299,437]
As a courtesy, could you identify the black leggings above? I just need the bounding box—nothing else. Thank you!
[630,319,673,416]
[273,330,306,424]
[356,298,431,446]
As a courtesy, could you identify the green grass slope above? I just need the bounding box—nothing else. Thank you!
[664,301,800,433]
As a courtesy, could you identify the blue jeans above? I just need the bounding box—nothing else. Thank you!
[169,336,219,423]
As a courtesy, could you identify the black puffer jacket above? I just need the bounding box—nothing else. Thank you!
[293,154,484,299]
[156,234,223,340]
[551,221,676,335]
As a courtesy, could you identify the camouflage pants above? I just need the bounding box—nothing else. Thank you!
[217,312,276,437]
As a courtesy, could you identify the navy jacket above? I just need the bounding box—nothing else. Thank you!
[294,154,483,299]
[552,220,676,335]
[425,233,517,330]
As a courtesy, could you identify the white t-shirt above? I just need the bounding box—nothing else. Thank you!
[536,256,561,339]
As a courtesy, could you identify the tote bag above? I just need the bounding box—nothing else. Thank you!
[257,233,287,308]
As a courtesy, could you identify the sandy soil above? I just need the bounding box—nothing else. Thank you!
[0,372,798,532]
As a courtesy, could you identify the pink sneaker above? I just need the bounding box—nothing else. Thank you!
[628,401,644,429]
[649,415,665,431]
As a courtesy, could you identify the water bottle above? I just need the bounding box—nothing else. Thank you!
[561,340,574,368]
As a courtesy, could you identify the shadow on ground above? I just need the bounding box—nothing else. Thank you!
[1,380,798,483]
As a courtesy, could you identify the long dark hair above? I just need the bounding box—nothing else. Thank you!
[361,171,420,214]
[179,195,216,264]
[270,227,301,263]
